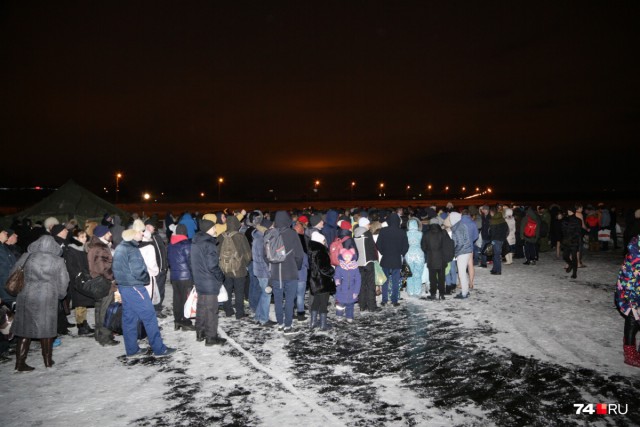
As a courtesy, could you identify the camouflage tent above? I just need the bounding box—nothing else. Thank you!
[4,180,128,226]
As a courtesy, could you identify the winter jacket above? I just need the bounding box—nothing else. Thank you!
[190,231,225,295]
[376,213,409,269]
[168,236,192,282]
[251,228,270,279]
[615,236,640,315]
[451,221,473,256]
[269,211,304,282]
[505,215,517,246]
[561,215,582,250]
[10,236,69,338]
[112,240,150,287]
[461,215,479,244]
[87,236,113,280]
[321,209,339,247]
[178,213,198,239]
[353,227,377,267]
[489,211,509,242]
[307,240,336,295]
[334,258,361,304]
[422,224,449,269]
[0,244,17,303]
[64,239,94,308]
[217,215,252,278]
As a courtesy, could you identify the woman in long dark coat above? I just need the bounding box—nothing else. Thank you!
[307,231,336,331]
[11,235,69,371]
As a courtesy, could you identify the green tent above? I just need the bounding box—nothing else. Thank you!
[5,180,129,226]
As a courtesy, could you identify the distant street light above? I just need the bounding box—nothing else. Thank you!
[218,177,224,201]
[143,192,151,201]
[406,185,411,199]
[115,172,123,203]
[200,192,205,198]
[379,182,385,198]
[350,181,356,200]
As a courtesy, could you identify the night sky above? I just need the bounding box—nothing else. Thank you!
[1,2,638,201]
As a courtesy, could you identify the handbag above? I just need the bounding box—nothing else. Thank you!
[218,285,229,303]
[401,260,413,279]
[373,261,386,287]
[482,243,494,258]
[75,272,112,300]
[104,301,147,339]
[184,287,198,319]
[4,254,32,297]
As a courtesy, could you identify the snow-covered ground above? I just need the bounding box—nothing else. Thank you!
[2,249,639,427]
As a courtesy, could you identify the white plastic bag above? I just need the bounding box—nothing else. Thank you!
[184,287,198,319]
[218,285,229,303]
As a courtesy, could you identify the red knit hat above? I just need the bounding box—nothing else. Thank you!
[339,220,352,230]
[298,215,309,224]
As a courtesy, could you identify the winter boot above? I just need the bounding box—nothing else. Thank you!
[196,329,206,342]
[297,311,307,321]
[319,313,332,331]
[83,321,95,333]
[40,337,55,367]
[309,311,318,330]
[15,337,35,372]
[505,253,513,265]
[623,344,640,368]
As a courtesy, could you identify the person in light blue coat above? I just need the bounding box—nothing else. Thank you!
[405,218,425,296]
[178,212,198,240]
[449,212,473,299]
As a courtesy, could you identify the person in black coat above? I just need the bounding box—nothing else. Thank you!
[376,213,409,306]
[63,229,95,335]
[421,219,453,300]
[353,217,379,312]
[562,208,583,279]
[307,231,335,330]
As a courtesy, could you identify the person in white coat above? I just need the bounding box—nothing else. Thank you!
[504,208,516,265]
[132,220,160,307]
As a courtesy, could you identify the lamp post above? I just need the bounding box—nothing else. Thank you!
[313,180,320,198]
[115,172,122,203]
[218,177,224,201]
[406,185,411,199]
[379,182,385,198]
[350,181,356,200]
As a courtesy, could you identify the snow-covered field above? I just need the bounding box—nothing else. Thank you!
[2,249,639,427]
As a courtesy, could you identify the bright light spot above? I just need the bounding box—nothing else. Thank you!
[200,192,205,197]
[143,193,151,200]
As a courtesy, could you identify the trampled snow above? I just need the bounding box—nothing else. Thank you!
[2,249,639,426]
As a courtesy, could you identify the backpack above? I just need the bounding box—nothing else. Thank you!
[219,231,243,275]
[264,228,290,263]
[329,236,349,266]
[524,217,538,238]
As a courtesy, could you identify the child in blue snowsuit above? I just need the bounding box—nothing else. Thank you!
[335,248,361,322]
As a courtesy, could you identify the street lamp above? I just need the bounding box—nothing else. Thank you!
[379,182,385,198]
[218,177,224,201]
[143,192,151,201]
[406,185,411,199]
[115,172,122,203]
[350,181,356,200]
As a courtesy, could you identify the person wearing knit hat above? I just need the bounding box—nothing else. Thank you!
[44,217,60,234]
[309,214,323,229]
[334,246,360,322]
[307,230,335,330]
[167,221,196,332]
[298,215,309,225]
[113,224,175,357]
[449,211,473,299]
[561,207,582,279]
[504,208,516,265]
[488,209,509,275]
[87,219,118,347]
[190,212,227,345]
[199,219,215,234]
[142,216,169,317]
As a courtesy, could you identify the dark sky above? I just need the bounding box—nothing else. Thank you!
[1,2,638,200]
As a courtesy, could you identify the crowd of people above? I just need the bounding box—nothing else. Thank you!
[1,201,640,370]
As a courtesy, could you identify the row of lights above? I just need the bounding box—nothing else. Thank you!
[112,173,493,202]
